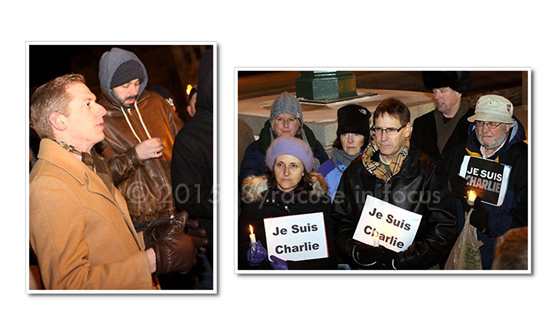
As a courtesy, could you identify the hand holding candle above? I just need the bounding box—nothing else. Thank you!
[467,190,477,206]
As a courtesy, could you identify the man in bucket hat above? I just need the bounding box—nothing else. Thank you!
[442,95,528,269]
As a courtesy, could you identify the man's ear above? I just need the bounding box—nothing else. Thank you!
[405,122,412,138]
[49,112,67,131]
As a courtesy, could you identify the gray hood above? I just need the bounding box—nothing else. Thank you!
[98,47,148,107]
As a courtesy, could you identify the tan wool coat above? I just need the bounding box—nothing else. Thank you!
[30,139,155,290]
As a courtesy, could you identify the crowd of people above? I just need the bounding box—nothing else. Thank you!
[29,47,214,290]
[238,71,529,271]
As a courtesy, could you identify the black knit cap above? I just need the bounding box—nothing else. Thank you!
[110,60,145,89]
[336,104,371,141]
[421,71,471,96]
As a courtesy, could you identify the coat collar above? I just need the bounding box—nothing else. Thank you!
[38,139,116,204]
[241,173,328,203]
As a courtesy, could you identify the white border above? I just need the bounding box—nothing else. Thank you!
[235,67,532,275]
[25,42,218,294]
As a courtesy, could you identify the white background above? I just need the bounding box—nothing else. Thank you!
[3,1,538,328]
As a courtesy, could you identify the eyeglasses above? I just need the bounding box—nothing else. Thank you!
[371,125,406,136]
[474,121,503,129]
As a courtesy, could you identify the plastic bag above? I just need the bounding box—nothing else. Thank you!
[444,209,484,270]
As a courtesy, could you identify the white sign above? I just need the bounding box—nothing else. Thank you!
[459,155,511,206]
[264,212,328,262]
[353,195,422,253]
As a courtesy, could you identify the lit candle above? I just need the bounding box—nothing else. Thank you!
[249,225,257,244]
[373,235,379,247]
[467,190,477,206]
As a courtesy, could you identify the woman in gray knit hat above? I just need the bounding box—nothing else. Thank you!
[239,92,329,188]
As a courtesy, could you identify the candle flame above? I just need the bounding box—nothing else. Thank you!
[249,225,253,234]
[186,84,193,96]
[467,190,477,200]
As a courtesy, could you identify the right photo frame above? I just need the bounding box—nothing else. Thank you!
[235,69,530,274]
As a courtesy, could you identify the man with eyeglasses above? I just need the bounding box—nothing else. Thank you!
[332,98,457,270]
[411,71,473,160]
[442,95,528,269]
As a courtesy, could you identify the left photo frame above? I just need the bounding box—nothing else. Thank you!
[26,42,217,294]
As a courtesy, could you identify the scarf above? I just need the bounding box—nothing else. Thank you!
[332,147,360,173]
[54,139,115,194]
[362,140,409,182]
[434,100,470,154]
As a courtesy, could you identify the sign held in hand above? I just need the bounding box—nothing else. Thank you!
[353,195,422,253]
[264,212,328,262]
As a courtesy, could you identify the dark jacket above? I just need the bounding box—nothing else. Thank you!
[239,121,329,188]
[170,50,214,264]
[332,147,458,269]
[411,106,475,160]
[238,174,338,270]
[171,49,213,221]
[95,48,182,225]
[442,118,528,269]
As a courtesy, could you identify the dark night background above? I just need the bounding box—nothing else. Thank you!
[29,44,212,124]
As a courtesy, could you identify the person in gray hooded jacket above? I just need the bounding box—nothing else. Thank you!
[95,47,184,228]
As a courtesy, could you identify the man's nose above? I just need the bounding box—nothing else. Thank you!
[128,84,138,95]
[96,103,107,117]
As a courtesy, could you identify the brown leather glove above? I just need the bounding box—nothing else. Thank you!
[143,210,190,249]
[184,218,209,253]
[152,223,198,276]
[143,221,172,249]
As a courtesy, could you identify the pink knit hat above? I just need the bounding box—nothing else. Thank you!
[265,137,314,172]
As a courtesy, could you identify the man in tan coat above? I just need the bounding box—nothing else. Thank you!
[30,74,201,290]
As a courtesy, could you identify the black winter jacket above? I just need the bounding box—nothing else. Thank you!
[332,147,458,269]
[238,174,338,270]
[411,106,475,161]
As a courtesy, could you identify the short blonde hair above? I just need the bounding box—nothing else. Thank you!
[30,74,86,139]
[270,114,302,137]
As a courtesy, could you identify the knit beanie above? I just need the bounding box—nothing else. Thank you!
[110,60,145,89]
[265,136,314,172]
[270,92,303,125]
[336,104,371,142]
[421,71,471,96]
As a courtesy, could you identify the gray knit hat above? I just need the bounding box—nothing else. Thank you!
[265,136,314,172]
[468,95,514,125]
[270,92,303,125]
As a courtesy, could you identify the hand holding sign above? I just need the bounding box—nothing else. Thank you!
[353,195,422,253]
[350,240,397,269]
[459,155,511,206]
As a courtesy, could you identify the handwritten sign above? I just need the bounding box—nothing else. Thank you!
[264,212,328,262]
[459,155,511,206]
[353,195,421,253]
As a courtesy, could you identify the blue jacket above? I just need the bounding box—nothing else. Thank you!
[317,158,346,202]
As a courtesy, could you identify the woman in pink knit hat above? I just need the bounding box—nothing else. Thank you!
[238,137,337,271]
